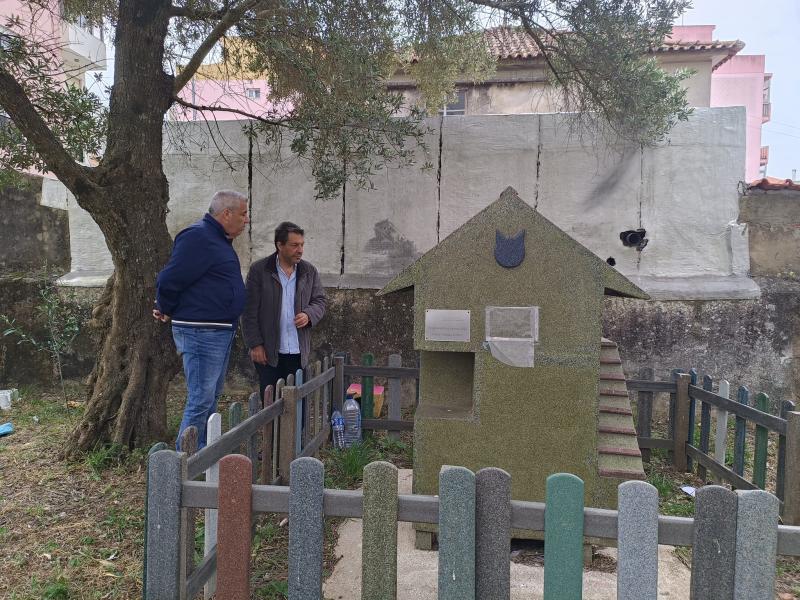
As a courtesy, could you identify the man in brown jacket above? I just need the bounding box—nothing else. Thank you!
[241,221,327,400]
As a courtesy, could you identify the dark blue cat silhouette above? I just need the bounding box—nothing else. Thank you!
[495,229,525,268]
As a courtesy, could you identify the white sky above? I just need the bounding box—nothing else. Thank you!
[677,0,800,179]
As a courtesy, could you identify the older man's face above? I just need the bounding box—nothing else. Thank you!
[221,201,249,239]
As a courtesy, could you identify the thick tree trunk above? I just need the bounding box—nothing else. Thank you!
[67,0,182,452]
[68,183,181,451]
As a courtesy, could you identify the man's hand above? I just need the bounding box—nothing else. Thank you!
[152,309,171,323]
[294,312,310,328]
[250,345,268,365]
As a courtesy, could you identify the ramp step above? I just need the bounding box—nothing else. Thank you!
[599,406,633,416]
[599,468,646,480]
[598,425,637,436]
[599,389,630,398]
[598,446,642,457]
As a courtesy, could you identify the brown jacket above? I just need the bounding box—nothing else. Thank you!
[241,253,326,368]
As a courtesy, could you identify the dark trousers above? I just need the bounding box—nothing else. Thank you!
[255,353,302,403]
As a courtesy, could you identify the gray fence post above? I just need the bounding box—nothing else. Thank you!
[784,411,800,525]
[145,450,187,600]
[288,457,325,600]
[387,354,402,441]
[475,467,511,600]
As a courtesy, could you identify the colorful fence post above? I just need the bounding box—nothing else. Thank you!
[260,386,275,485]
[784,411,800,525]
[697,374,713,480]
[204,413,221,599]
[438,466,476,600]
[673,373,691,472]
[777,399,795,502]
[362,352,375,439]
[387,354,402,441]
[179,427,198,575]
[713,380,730,481]
[144,450,186,600]
[636,367,654,463]
[142,442,168,597]
[333,354,345,414]
[733,387,749,477]
[544,473,584,600]
[668,369,681,453]
[216,455,252,600]
[753,392,770,489]
[247,392,261,482]
[288,457,325,600]
[295,368,304,456]
[278,385,299,484]
[690,485,738,599]
[475,467,511,600]
[687,368,698,471]
[617,480,659,600]
[733,489,779,598]
[361,461,399,600]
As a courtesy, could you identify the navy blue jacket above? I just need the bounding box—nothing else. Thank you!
[156,214,246,324]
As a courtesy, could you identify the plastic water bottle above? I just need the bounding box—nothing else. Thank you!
[343,394,362,447]
[331,410,345,449]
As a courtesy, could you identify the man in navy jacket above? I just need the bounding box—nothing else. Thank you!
[155,190,249,449]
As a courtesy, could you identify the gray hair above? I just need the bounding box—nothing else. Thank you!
[208,190,247,215]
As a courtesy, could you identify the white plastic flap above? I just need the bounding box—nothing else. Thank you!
[485,306,539,368]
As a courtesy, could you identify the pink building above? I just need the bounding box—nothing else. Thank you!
[0,0,106,89]
[670,26,771,181]
[171,78,279,121]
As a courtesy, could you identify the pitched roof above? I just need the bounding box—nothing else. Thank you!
[749,177,800,192]
[482,27,743,69]
[379,186,649,300]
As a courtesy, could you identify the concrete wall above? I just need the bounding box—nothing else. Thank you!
[740,188,800,278]
[0,176,69,273]
[57,108,755,300]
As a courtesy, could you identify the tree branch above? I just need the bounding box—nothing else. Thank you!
[172,0,265,94]
[0,63,95,194]
[168,4,227,19]
[172,95,292,126]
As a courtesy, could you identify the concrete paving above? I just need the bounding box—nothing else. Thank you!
[324,469,691,600]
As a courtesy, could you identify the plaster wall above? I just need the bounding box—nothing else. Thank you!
[56,108,753,299]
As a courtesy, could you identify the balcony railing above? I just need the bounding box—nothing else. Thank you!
[760,146,769,166]
[762,102,772,122]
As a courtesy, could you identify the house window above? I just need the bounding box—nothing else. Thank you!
[246,88,261,100]
[439,90,466,116]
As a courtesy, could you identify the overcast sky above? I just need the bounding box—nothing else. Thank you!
[677,0,800,179]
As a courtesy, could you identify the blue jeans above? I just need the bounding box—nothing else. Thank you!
[173,326,235,450]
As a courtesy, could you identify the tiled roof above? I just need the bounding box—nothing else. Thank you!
[749,177,800,192]
[483,27,744,63]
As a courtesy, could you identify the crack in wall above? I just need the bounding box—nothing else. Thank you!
[436,115,444,243]
[533,116,543,210]
[637,145,644,270]
[340,177,346,277]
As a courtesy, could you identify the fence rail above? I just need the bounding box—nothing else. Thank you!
[631,367,800,525]
[146,453,800,600]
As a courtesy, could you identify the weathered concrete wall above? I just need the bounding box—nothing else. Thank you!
[3,279,797,410]
[0,176,69,273]
[0,276,96,387]
[604,278,800,409]
[739,188,800,278]
[55,108,756,299]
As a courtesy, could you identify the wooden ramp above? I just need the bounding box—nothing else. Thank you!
[597,339,645,481]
